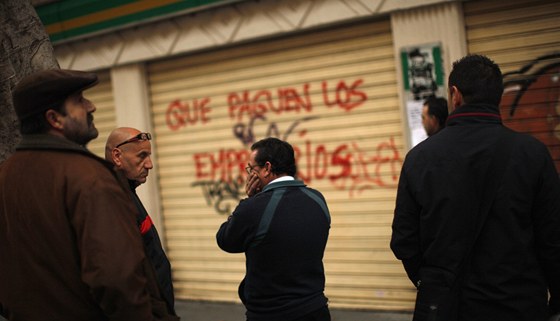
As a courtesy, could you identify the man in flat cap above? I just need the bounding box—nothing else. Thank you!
[0,69,179,321]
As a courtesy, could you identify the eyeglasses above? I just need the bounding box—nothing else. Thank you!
[245,163,264,175]
[116,132,152,148]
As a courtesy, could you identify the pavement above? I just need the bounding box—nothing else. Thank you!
[175,300,413,321]
[0,300,412,320]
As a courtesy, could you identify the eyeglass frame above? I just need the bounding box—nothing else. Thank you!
[245,162,265,175]
[115,132,152,148]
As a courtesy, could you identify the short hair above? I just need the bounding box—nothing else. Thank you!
[448,54,503,106]
[251,137,297,177]
[19,102,66,135]
[423,96,448,128]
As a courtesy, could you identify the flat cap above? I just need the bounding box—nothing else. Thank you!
[12,69,99,120]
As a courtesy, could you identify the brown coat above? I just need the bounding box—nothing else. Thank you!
[0,134,178,321]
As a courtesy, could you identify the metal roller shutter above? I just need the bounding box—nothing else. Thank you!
[464,0,560,171]
[86,71,117,158]
[148,19,411,310]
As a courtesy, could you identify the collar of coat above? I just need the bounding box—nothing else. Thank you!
[446,103,502,126]
[16,134,113,167]
[16,134,138,192]
[262,179,306,193]
[17,134,91,153]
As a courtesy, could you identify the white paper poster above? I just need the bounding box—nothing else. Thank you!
[406,100,428,147]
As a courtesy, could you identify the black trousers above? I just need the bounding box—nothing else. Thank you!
[293,305,331,321]
[247,305,331,321]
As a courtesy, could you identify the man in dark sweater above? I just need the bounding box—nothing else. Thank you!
[106,127,176,316]
[391,55,560,320]
[217,137,331,321]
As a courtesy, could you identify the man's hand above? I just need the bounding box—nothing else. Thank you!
[245,173,262,197]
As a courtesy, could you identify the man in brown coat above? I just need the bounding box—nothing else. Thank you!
[0,69,178,321]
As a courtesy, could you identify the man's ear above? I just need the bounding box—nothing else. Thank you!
[263,161,272,178]
[111,148,123,167]
[449,86,464,110]
[45,109,63,130]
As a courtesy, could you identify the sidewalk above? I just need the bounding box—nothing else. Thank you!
[175,300,413,321]
[0,300,412,320]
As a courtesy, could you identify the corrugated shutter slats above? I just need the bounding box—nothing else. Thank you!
[86,71,116,157]
[149,18,410,310]
[465,0,560,172]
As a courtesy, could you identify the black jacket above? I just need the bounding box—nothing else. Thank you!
[130,182,176,315]
[217,180,330,321]
[391,103,560,320]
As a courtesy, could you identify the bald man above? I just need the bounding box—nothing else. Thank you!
[105,127,176,316]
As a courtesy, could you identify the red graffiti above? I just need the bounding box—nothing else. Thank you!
[294,137,401,195]
[166,98,211,131]
[194,149,251,182]
[228,84,312,122]
[193,138,401,196]
[322,79,367,111]
[165,79,368,131]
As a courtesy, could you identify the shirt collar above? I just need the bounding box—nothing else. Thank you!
[268,176,295,185]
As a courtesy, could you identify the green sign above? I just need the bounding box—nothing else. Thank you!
[36,0,244,43]
[400,44,444,101]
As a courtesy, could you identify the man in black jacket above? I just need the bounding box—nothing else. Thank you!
[105,127,176,316]
[391,55,560,321]
[217,137,331,321]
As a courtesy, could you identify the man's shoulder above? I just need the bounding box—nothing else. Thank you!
[55,150,114,174]
[300,185,326,199]
[17,134,114,171]
[402,138,434,166]
[236,192,271,210]
[35,149,121,189]
[236,182,308,210]
[509,129,545,147]
[507,130,554,166]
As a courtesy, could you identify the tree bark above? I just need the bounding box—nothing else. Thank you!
[0,0,58,163]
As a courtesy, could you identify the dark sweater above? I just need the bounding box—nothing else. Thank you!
[217,180,331,321]
[391,104,560,320]
[130,181,176,315]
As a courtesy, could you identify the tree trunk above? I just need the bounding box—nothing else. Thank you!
[0,0,58,163]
